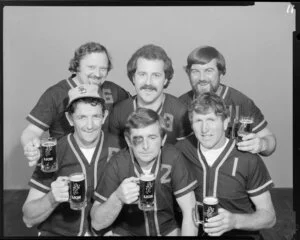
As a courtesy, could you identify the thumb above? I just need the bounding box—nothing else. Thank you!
[56,176,69,183]
[124,176,139,183]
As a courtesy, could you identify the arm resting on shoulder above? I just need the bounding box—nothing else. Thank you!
[257,127,276,157]
[234,191,276,230]
[91,191,123,231]
[176,191,198,236]
[22,188,59,228]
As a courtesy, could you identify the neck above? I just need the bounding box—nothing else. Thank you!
[201,136,228,152]
[73,75,83,85]
[136,93,165,112]
[137,157,156,172]
[73,132,101,149]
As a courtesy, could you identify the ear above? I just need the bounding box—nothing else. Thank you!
[65,112,74,127]
[223,117,230,131]
[132,75,136,86]
[124,134,132,148]
[161,134,167,147]
[101,110,109,124]
[163,78,168,88]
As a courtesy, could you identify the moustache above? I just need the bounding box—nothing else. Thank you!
[197,80,210,86]
[140,85,157,91]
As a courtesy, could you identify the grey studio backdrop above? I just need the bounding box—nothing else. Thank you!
[4,3,295,189]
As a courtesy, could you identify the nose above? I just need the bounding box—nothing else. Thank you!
[142,138,149,150]
[145,74,152,85]
[201,121,209,133]
[86,117,93,130]
[93,69,101,77]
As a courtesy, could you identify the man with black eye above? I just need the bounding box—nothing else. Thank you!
[91,108,198,236]
[109,44,192,145]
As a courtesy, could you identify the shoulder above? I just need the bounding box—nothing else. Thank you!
[176,134,197,149]
[223,84,254,104]
[234,148,263,167]
[108,148,131,167]
[103,132,126,148]
[161,144,184,160]
[164,93,188,112]
[102,81,126,91]
[178,90,193,104]
[111,97,134,112]
[39,79,70,101]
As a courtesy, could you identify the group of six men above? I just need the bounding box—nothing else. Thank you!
[21,42,276,238]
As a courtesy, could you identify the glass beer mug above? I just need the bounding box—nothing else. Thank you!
[237,116,254,142]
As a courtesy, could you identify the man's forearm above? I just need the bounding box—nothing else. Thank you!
[181,214,198,236]
[22,192,59,227]
[259,134,276,157]
[91,191,123,231]
[234,208,276,231]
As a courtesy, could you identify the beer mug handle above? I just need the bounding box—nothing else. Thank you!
[193,203,204,225]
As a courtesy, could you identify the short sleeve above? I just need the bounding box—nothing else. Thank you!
[246,154,274,197]
[94,155,121,203]
[170,150,198,198]
[28,166,56,193]
[26,88,57,131]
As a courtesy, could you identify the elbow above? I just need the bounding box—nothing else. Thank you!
[22,215,34,228]
[268,214,277,228]
[91,219,101,231]
[22,204,34,228]
[265,212,276,229]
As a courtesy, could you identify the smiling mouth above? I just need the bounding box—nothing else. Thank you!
[198,82,210,86]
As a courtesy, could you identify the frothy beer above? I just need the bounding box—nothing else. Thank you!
[41,138,57,173]
[69,173,86,210]
[203,197,219,223]
[139,173,155,211]
[237,118,253,142]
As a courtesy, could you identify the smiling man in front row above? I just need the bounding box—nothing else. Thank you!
[176,92,276,239]
[91,108,198,236]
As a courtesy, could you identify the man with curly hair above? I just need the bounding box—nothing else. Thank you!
[21,42,130,167]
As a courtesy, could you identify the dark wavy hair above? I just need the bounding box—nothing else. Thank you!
[185,46,226,75]
[127,44,174,88]
[68,42,112,73]
[67,97,106,115]
[124,107,166,139]
[188,92,229,122]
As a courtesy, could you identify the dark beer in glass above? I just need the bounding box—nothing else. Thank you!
[40,137,58,173]
[138,173,155,211]
[69,172,87,210]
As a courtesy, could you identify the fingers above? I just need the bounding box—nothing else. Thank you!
[236,134,262,154]
[24,140,41,166]
[32,138,41,147]
[51,176,70,202]
[124,176,140,183]
[117,177,140,204]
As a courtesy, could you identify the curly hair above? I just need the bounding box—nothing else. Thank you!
[127,44,174,89]
[68,42,112,73]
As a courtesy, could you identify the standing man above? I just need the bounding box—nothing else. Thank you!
[109,44,192,145]
[21,42,130,167]
[179,46,276,156]
[22,84,124,236]
[91,108,198,236]
[176,93,276,239]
